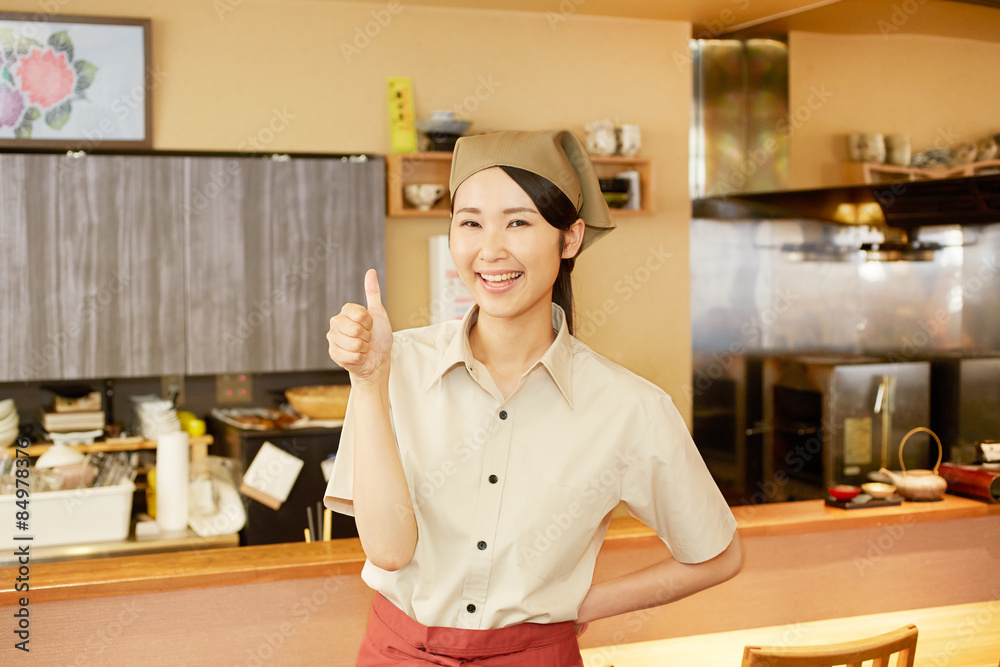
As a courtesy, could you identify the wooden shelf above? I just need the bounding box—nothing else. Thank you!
[843,159,1000,185]
[386,151,654,217]
[6,434,213,458]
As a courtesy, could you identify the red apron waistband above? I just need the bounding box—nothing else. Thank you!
[360,592,583,665]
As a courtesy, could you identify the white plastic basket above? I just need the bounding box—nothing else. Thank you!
[0,481,134,550]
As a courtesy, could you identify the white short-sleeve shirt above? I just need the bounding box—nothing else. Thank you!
[325,304,737,629]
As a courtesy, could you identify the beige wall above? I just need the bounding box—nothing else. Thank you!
[787,31,1000,189]
[7,0,695,417]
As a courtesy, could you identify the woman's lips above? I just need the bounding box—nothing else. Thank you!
[477,271,523,292]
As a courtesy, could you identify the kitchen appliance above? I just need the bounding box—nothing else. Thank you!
[692,353,764,503]
[763,355,931,501]
[211,420,356,545]
[927,353,1000,463]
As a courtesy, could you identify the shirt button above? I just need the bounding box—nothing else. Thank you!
[499,410,508,420]
[467,603,476,614]
[477,540,487,550]
[488,474,498,484]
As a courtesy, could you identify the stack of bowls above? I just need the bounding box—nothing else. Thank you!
[0,399,19,448]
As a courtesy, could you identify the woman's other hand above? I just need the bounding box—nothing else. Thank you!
[328,268,393,385]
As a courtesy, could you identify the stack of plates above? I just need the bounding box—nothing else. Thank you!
[130,395,181,439]
[0,399,19,448]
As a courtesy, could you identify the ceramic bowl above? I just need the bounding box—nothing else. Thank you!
[861,482,897,498]
[404,184,447,211]
[599,178,631,193]
[828,484,862,501]
[415,119,471,136]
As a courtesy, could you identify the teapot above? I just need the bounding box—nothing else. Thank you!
[879,427,948,501]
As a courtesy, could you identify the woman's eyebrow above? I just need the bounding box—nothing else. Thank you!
[503,207,538,215]
[455,207,481,214]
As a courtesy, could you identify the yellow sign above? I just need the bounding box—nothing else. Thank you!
[387,76,417,154]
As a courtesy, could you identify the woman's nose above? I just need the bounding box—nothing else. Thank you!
[478,227,508,260]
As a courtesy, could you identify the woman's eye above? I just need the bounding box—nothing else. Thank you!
[460,220,481,228]
[508,219,529,227]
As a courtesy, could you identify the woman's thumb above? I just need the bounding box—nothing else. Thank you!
[364,268,385,314]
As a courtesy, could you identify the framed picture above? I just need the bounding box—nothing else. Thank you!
[0,13,152,150]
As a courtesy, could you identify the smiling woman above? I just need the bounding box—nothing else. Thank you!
[323,129,742,666]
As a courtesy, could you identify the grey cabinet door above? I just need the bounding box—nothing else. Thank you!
[184,157,266,375]
[185,156,385,374]
[265,157,386,372]
[0,154,58,381]
[0,154,186,381]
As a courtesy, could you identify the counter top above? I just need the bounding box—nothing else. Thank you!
[0,527,238,567]
[2,494,996,606]
[580,600,1000,667]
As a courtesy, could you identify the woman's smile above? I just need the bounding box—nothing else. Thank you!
[477,270,524,292]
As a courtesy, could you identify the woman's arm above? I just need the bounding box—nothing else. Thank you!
[328,269,417,571]
[575,531,744,625]
[350,382,416,571]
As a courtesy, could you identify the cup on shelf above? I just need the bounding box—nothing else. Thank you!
[403,184,446,211]
[884,134,911,167]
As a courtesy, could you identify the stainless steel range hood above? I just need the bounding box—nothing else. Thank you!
[693,173,1000,230]
[690,36,1000,232]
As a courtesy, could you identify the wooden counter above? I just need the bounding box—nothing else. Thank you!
[581,601,1000,667]
[2,495,997,665]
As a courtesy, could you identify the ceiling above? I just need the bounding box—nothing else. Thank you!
[340,0,1000,43]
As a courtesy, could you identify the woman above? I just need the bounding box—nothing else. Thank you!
[325,130,743,665]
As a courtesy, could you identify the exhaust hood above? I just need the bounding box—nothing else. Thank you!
[693,172,1000,230]
[690,37,1000,232]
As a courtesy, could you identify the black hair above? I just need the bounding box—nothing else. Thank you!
[497,165,580,334]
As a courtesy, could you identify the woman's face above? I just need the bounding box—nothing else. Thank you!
[449,167,581,326]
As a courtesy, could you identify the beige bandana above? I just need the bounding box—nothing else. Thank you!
[449,130,615,252]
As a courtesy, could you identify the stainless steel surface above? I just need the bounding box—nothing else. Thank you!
[690,218,979,353]
[690,39,789,199]
[0,528,238,566]
[693,174,1000,229]
[764,357,932,500]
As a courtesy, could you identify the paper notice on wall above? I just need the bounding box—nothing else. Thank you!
[429,235,474,324]
[239,442,304,510]
[843,417,873,467]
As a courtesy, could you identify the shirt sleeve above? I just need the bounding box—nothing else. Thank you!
[324,389,356,517]
[620,394,737,564]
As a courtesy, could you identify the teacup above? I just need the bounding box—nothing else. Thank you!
[884,134,911,167]
[857,133,885,163]
[404,184,447,211]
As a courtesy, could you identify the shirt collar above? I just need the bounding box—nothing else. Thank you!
[426,304,575,407]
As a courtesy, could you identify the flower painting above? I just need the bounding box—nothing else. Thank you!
[0,14,150,148]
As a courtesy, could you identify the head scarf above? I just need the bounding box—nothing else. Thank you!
[449,129,615,252]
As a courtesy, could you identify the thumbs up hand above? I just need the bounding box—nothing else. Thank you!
[328,269,393,385]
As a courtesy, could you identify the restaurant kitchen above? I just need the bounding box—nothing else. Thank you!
[1,0,999,664]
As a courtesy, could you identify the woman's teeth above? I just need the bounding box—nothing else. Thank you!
[481,272,523,283]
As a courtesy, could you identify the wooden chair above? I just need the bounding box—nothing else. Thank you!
[741,624,918,667]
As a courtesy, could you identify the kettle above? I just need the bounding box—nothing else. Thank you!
[879,427,948,501]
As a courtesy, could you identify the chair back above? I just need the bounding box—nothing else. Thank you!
[741,624,917,667]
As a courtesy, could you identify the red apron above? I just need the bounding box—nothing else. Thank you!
[357,593,585,666]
